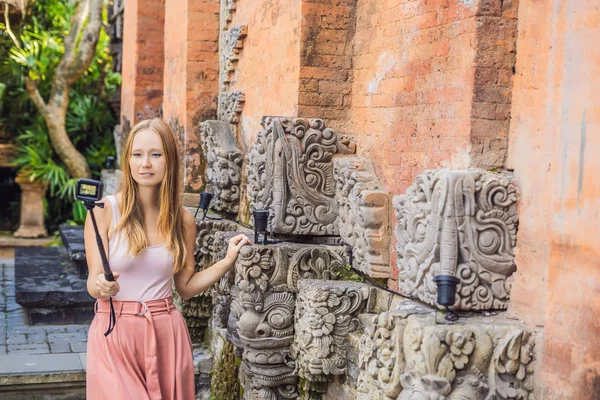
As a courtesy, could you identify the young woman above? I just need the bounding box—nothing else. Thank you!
[84,118,250,399]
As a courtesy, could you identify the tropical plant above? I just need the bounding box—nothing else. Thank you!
[0,0,120,229]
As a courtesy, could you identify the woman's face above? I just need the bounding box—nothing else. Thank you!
[129,129,166,187]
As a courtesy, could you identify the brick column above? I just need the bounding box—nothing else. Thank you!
[163,0,220,202]
[120,0,165,130]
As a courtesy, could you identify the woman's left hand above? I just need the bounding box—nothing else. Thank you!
[225,234,252,265]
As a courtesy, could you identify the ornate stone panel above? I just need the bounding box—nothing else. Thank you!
[218,91,245,129]
[334,157,390,278]
[247,117,356,236]
[173,220,238,341]
[394,169,519,310]
[357,306,535,400]
[230,243,350,399]
[200,120,243,214]
[220,25,247,90]
[220,0,237,30]
[292,280,369,394]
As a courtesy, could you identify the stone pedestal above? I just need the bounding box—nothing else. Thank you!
[14,173,48,238]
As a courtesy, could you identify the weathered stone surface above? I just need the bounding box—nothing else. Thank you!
[220,25,247,90]
[247,117,356,236]
[357,307,535,400]
[218,91,245,130]
[230,243,350,399]
[334,157,390,278]
[220,0,237,30]
[292,280,369,394]
[394,169,519,311]
[14,247,94,325]
[234,243,348,294]
[14,173,48,238]
[199,121,243,214]
[58,225,87,279]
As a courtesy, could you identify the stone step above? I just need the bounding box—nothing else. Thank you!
[58,225,87,280]
[0,353,86,400]
[14,247,95,325]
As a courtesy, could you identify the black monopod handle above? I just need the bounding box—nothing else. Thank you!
[86,203,114,281]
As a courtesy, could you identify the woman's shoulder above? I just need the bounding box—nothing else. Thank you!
[181,207,195,225]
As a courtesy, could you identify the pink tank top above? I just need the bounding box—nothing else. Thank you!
[105,195,174,301]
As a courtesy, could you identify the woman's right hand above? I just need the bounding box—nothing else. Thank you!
[95,272,120,299]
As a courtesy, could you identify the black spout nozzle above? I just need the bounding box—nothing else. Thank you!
[433,275,460,307]
[253,209,269,244]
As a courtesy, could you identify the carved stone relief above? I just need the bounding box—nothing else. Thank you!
[247,117,356,236]
[394,169,519,310]
[218,91,245,131]
[357,308,535,400]
[334,157,390,278]
[220,25,248,90]
[200,121,243,214]
[292,279,369,395]
[230,243,350,399]
[220,0,237,30]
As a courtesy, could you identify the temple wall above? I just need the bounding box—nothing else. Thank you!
[506,0,600,397]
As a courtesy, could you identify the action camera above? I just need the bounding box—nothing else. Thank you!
[76,179,104,203]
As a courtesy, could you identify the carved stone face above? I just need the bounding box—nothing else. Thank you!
[394,170,519,310]
[399,373,452,400]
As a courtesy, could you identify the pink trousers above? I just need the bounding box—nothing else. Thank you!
[86,296,195,400]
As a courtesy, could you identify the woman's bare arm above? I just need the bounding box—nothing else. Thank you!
[83,199,120,299]
[174,209,250,300]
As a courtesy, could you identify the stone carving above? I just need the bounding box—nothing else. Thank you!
[237,290,298,397]
[173,220,238,341]
[230,243,349,399]
[394,169,519,310]
[247,117,356,236]
[220,25,247,90]
[221,0,237,29]
[218,91,245,129]
[292,280,369,394]
[234,244,348,294]
[334,157,390,278]
[199,121,243,214]
[357,310,535,400]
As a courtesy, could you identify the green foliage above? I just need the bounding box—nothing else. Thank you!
[0,0,120,230]
[72,201,87,225]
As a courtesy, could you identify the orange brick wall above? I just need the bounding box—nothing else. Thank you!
[163,0,220,192]
[120,0,165,125]
[228,0,302,146]
[343,0,518,196]
[506,0,600,398]
[297,0,355,129]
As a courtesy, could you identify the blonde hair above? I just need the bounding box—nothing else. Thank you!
[115,118,188,273]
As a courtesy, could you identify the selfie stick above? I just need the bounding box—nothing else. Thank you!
[84,200,117,336]
[84,202,114,282]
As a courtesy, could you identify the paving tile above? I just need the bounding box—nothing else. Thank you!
[78,352,87,371]
[70,341,87,353]
[0,353,84,374]
[6,333,27,345]
[8,343,50,355]
[49,340,71,354]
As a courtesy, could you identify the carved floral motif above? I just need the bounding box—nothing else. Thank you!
[220,25,247,90]
[292,280,369,390]
[218,91,245,128]
[247,117,356,236]
[357,311,535,400]
[394,169,519,310]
